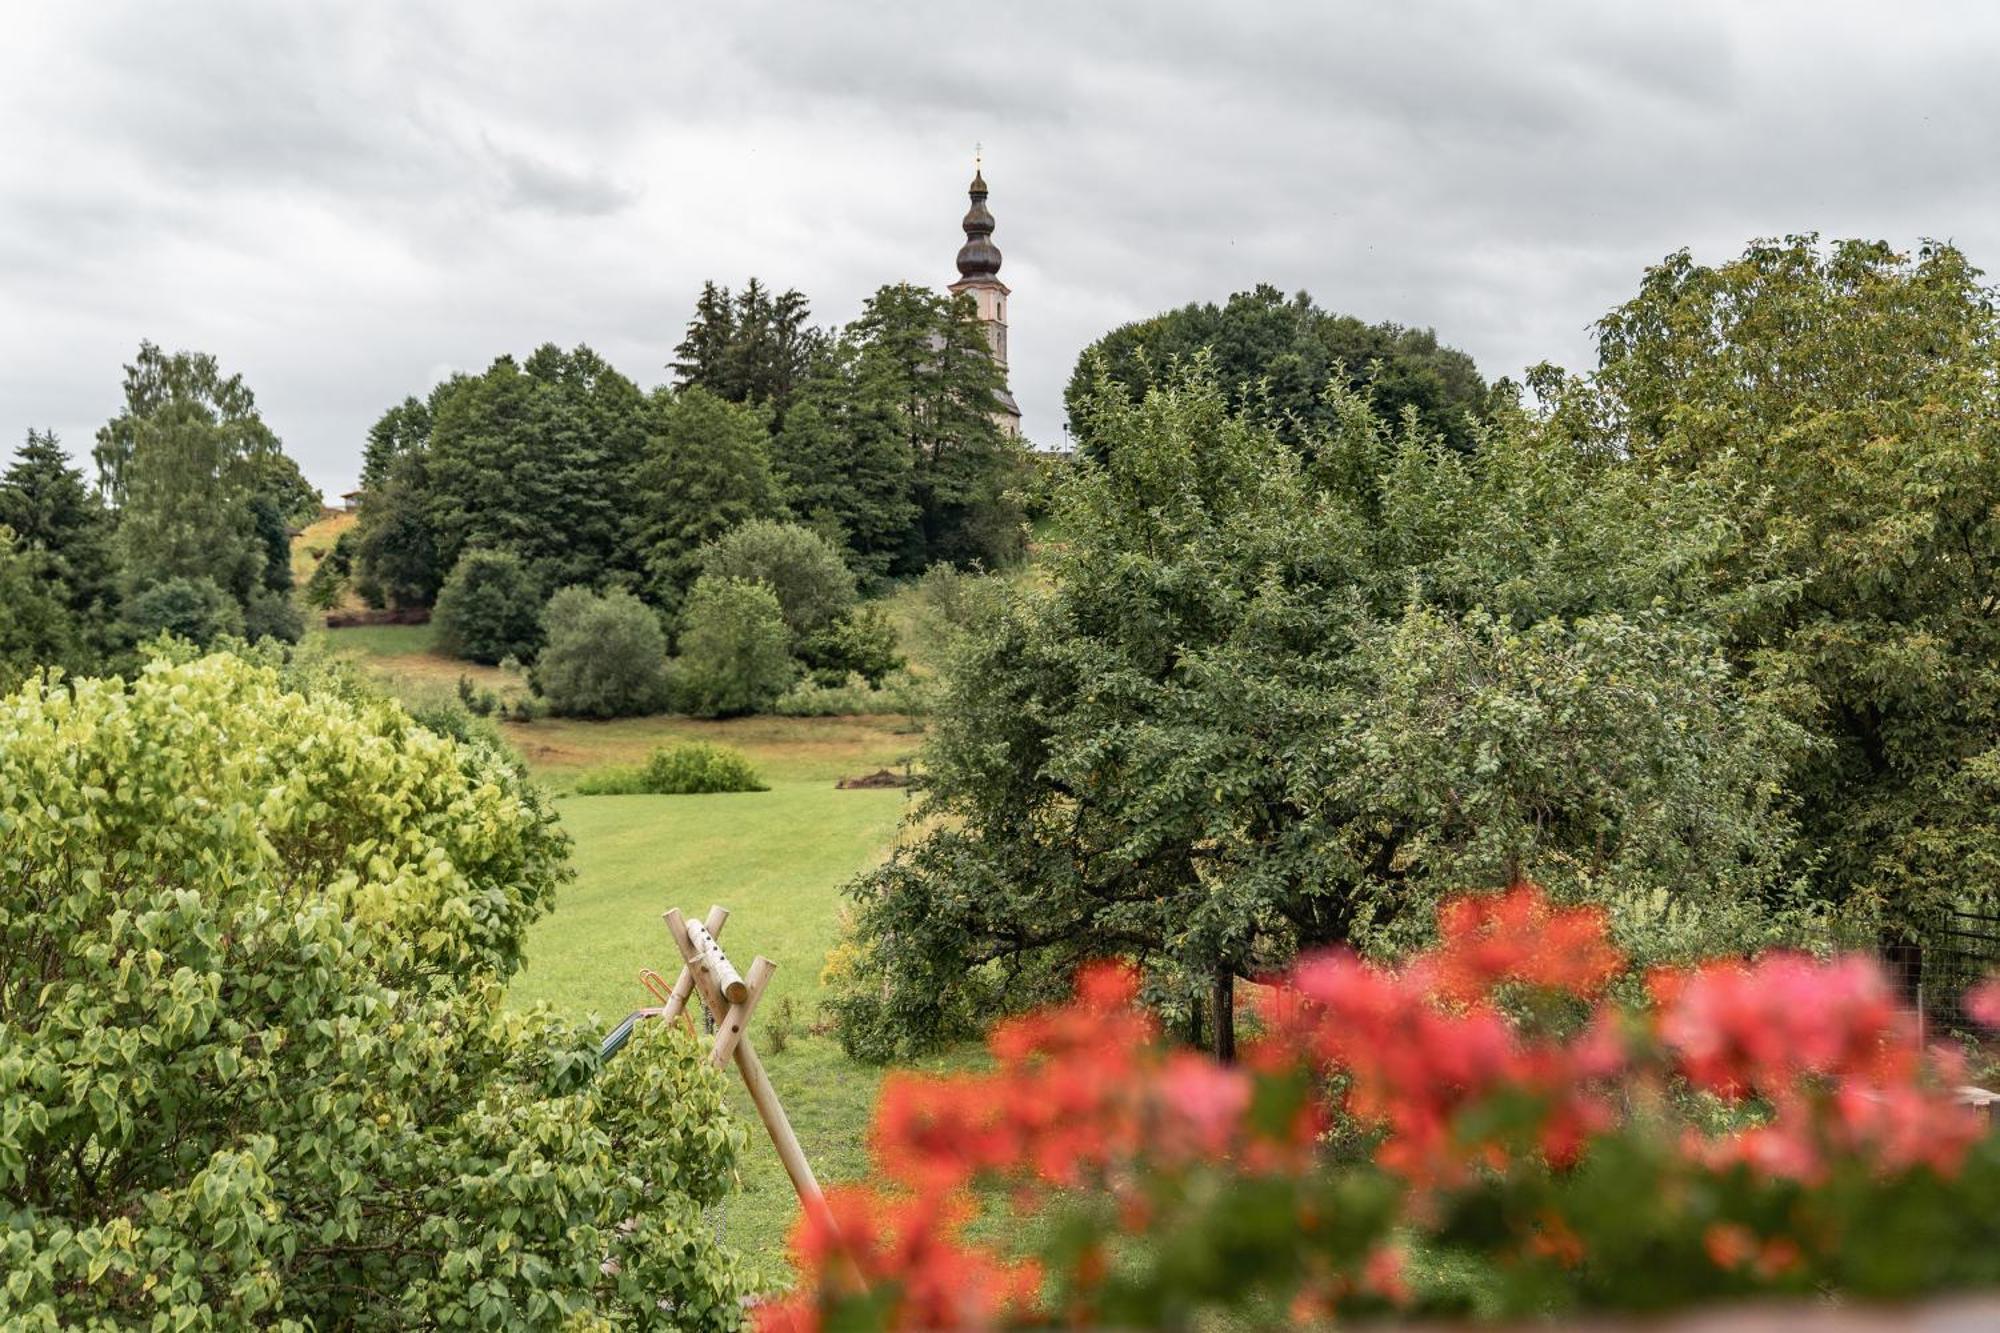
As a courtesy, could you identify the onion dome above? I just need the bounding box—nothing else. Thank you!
[955,169,1003,281]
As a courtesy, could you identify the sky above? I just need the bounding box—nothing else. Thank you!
[5,1,2000,496]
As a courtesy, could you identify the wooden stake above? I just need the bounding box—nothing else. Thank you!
[665,910,827,1225]
[659,905,728,1025]
[686,916,749,1005]
[710,956,775,1069]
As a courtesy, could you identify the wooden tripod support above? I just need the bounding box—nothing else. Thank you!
[654,905,829,1231]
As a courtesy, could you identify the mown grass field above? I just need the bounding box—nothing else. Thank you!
[313,618,936,1273]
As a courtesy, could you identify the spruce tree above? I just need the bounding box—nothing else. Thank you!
[671,278,823,417]
[0,430,117,636]
[849,283,1027,570]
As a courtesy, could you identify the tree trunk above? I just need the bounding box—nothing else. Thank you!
[1211,966,1236,1064]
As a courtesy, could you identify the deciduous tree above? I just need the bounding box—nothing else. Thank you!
[630,386,787,608]
[1585,237,2000,936]
[1066,283,1489,457]
[833,368,1795,1061]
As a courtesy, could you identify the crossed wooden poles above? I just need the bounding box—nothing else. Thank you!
[642,904,828,1230]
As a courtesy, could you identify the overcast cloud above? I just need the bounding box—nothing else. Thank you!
[4,1,1999,494]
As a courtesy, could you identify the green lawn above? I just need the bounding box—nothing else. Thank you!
[508,785,911,1270]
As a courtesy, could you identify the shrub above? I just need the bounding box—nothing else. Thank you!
[456,672,499,716]
[797,603,904,686]
[772,673,919,717]
[120,575,244,647]
[433,548,543,664]
[671,574,796,718]
[574,741,768,796]
[764,996,798,1055]
[0,653,750,1327]
[243,585,304,643]
[696,519,857,641]
[535,585,671,718]
[774,886,2000,1331]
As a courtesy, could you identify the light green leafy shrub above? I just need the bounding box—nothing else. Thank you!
[669,575,795,718]
[536,585,671,719]
[574,741,769,796]
[796,603,904,688]
[0,653,751,1328]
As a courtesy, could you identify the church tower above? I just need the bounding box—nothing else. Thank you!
[948,162,1022,436]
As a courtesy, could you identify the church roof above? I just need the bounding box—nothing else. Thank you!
[955,169,1002,281]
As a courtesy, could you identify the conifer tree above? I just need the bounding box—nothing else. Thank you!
[0,430,117,638]
[671,278,822,416]
[849,283,1027,570]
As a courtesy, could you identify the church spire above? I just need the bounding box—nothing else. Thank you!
[955,160,1003,282]
[947,154,1021,437]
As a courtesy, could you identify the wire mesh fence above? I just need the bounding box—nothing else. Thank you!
[1876,891,2000,1046]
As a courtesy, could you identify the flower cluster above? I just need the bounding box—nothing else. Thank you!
[764,886,2000,1330]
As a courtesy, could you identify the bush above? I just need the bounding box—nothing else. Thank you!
[120,575,244,647]
[573,741,769,796]
[456,672,499,716]
[797,603,904,686]
[535,585,671,718]
[0,653,750,1327]
[773,673,919,717]
[670,574,796,717]
[243,585,304,643]
[433,548,543,664]
[696,519,857,640]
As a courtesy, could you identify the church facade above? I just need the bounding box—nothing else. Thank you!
[948,166,1022,436]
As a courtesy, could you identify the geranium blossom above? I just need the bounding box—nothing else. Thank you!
[765,886,1997,1331]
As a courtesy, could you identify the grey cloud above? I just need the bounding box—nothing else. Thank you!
[488,141,639,217]
[5,1,2000,491]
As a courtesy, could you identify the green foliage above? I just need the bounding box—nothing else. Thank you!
[94,342,310,606]
[0,653,750,1328]
[1584,236,2000,932]
[0,530,83,691]
[770,673,919,717]
[671,277,824,415]
[0,430,118,652]
[770,344,919,585]
[1066,282,1490,457]
[796,604,904,688]
[669,575,796,718]
[433,548,544,665]
[573,741,770,795]
[836,366,1799,1059]
[697,519,857,642]
[121,575,245,648]
[417,345,649,595]
[535,585,671,719]
[303,529,354,610]
[243,585,304,643]
[352,450,444,609]
[850,283,1029,571]
[631,386,788,607]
